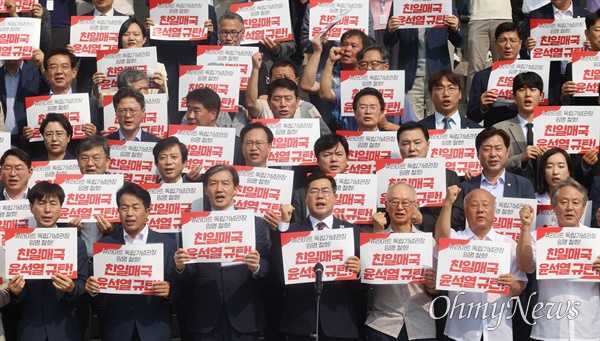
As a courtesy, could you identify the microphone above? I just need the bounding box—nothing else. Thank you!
[314,262,323,296]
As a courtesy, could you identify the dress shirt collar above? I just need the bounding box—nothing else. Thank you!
[3,61,23,76]
[309,214,335,230]
[94,8,115,16]
[50,87,73,95]
[118,128,142,141]
[463,225,499,241]
[3,187,27,200]
[123,224,149,245]
[434,111,461,129]
[481,169,506,186]
[384,224,420,233]
[552,1,573,17]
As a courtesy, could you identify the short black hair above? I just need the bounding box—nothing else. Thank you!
[397,121,430,142]
[29,181,65,206]
[240,122,274,144]
[314,134,349,158]
[494,21,520,40]
[203,165,239,188]
[267,78,299,99]
[428,69,461,93]
[270,59,299,78]
[1,148,32,169]
[44,48,77,71]
[585,9,600,30]
[113,86,145,110]
[512,71,543,94]
[303,170,336,194]
[152,136,188,164]
[186,88,221,114]
[76,135,110,159]
[40,113,73,138]
[219,11,244,25]
[118,18,147,49]
[340,29,371,51]
[475,127,510,151]
[352,87,385,112]
[116,182,151,209]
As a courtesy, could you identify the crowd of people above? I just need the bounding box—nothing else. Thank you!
[0,0,600,340]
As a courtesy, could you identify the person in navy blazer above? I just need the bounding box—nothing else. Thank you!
[8,181,88,341]
[105,87,161,142]
[277,171,363,340]
[452,127,535,230]
[519,1,590,105]
[84,182,177,341]
[0,59,50,148]
[417,69,482,129]
[384,3,463,98]
[174,165,270,340]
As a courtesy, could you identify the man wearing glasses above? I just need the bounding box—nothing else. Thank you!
[417,69,481,129]
[0,148,33,201]
[105,87,160,142]
[278,171,362,340]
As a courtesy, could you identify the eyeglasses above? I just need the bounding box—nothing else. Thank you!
[117,108,142,116]
[43,131,67,139]
[358,60,385,69]
[388,199,416,208]
[218,30,242,38]
[47,64,72,72]
[433,86,459,94]
[307,187,333,197]
[244,141,267,148]
[78,155,104,164]
[357,104,380,111]
[1,166,28,174]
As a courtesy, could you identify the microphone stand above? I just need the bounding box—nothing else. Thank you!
[311,263,323,340]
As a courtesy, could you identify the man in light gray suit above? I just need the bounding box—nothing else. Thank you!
[493,72,546,188]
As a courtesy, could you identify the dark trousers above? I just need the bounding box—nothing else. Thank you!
[366,325,436,341]
[189,309,258,341]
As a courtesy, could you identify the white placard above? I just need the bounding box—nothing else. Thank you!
[308,0,369,41]
[4,228,78,279]
[107,140,158,185]
[280,228,357,285]
[0,200,35,244]
[340,70,405,116]
[331,173,377,224]
[0,132,10,157]
[530,18,586,61]
[25,94,91,142]
[149,0,209,41]
[535,201,592,228]
[0,18,40,60]
[140,183,204,233]
[178,65,241,112]
[169,125,236,173]
[360,232,433,284]
[533,106,600,154]
[96,47,158,93]
[230,0,293,43]
[493,198,538,243]
[181,210,256,264]
[340,130,400,174]
[427,129,483,177]
[29,160,81,188]
[93,243,164,294]
[487,59,550,105]
[196,45,258,91]
[102,94,169,139]
[436,238,511,293]
[392,0,452,28]
[375,158,446,208]
[571,51,600,97]
[233,166,294,218]
[0,0,36,13]
[69,16,128,57]
[254,118,320,167]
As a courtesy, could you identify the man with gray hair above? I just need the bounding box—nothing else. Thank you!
[92,68,167,107]
[365,181,438,340]
[517,178,600,341]
[436,186,526,341]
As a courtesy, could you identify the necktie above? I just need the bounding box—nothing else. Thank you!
[316,221,326,230]
[526,122,534,146]
[442,117,452,129]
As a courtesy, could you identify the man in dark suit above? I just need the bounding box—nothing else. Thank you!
[152,136,202,183]
[0,148,33,201]
[494,72,545,188]
[385,2,463,119]
[277,171,363,340]
[0,57,49,149]
[418,69,482,129]
[520,0,589,105]
[453,127,536,230]
[468,22,522,127]
[105,87,160,142]
[174,165,270,340]
[8,181,88,341]
[84,182,177,341]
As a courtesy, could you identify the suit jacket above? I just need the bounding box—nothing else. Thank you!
[176,216,270,334]
[420,169,461,232]
[467,67,519,127]
[562,62,598,106]
[97,229,176,341]
[520,3,590,105]
[106,129,161,142]
[494,116,536,186]
[384,3,463,91]
[418,114,482,129]
[279,217,362,338]
[12,237,88,341]
[452,171,536,229]
[0,62,49,137]
[589,175,600,227]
